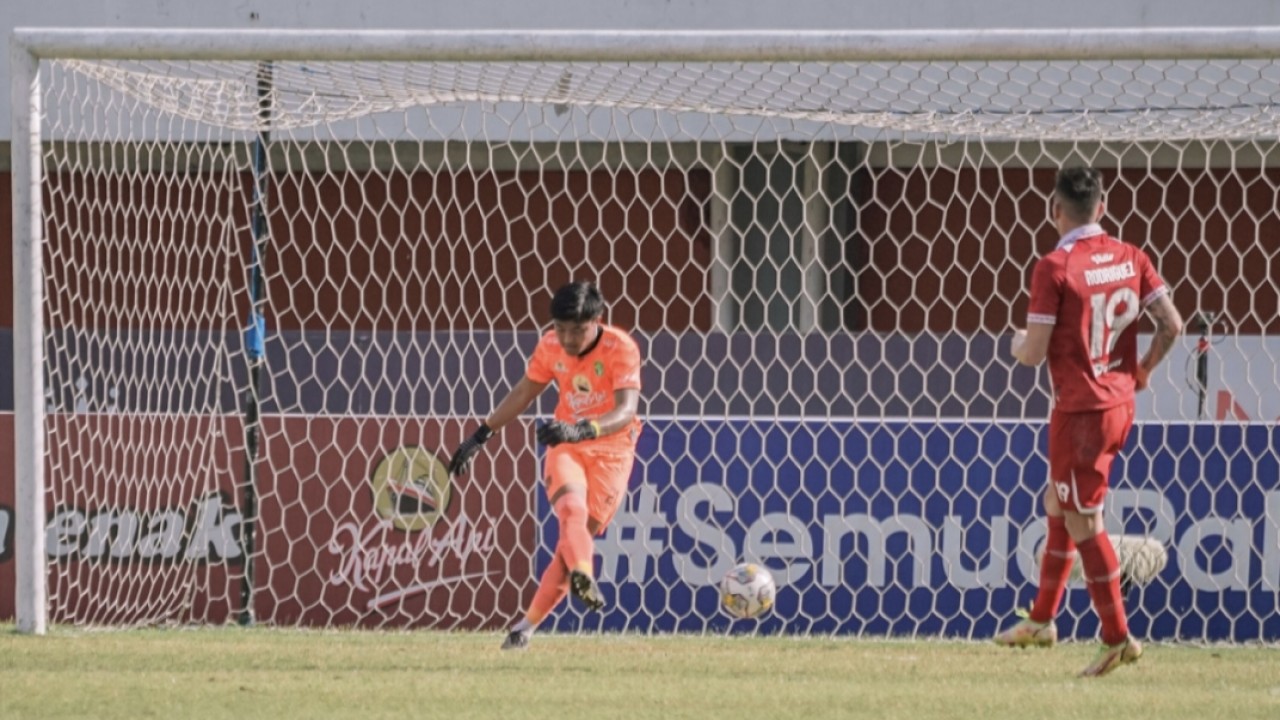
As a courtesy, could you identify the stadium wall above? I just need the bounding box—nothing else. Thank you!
[2,157,1279,636]
[4,163,1276,335]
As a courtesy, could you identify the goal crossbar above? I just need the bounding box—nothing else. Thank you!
[14,26,1280,63]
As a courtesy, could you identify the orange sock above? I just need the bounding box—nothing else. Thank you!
[553,492,594,576]
[524,549,570,626]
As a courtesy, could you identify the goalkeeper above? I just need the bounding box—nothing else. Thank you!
[447,281,643,651]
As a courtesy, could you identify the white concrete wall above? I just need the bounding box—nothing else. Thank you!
[6,0,1280,140]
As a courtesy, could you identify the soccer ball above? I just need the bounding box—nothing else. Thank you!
[719,562,776,619]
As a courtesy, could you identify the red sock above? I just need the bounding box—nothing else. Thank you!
[1077,533,1129,645]
[553,492,594,576]
[1029,515,1075,625]
[524,548,570,626]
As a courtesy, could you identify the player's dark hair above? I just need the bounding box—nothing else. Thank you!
[1054,167,1104,222]
[550,281,605,322]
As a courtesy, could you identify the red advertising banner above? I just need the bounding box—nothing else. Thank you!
[0,414,536,628]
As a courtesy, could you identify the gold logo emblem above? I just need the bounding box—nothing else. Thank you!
[572,374,592,394]
[369,446,451,531]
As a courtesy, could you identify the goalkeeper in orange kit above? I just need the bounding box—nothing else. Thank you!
[447,281,643,650]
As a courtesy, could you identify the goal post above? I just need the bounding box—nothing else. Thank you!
[11,35,47,635]
[8,28,1280,640]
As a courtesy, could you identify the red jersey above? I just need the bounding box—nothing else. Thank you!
[1026,224,1167,413]
[526,324,643,437]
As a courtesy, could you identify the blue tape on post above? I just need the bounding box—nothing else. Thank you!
[245,312,266,360]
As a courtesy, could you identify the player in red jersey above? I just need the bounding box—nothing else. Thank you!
[446,281,642,650]
[995,167,1183,677]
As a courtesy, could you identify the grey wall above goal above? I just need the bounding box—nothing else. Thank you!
[6,0,1280,143]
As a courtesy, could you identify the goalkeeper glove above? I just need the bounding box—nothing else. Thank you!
[447,424,494,477]
[535,419,600,447]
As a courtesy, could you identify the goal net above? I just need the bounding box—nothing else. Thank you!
[7,29,1279,640]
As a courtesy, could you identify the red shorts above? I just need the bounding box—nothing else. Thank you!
[544,434,637,534]
[1048,403,1134,514]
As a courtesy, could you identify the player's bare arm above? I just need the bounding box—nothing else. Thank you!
[485,376,550,431]
[448,376,549,476]
[1011,323,1053,366]
[1136,294,1183,389]
[592,387,640,436]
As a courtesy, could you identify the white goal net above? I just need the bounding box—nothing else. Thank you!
[7,29,1279,640]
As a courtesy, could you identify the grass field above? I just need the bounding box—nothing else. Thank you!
[2,627,1277,719]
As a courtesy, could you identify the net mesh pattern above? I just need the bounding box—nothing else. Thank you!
[24,54,1280,639]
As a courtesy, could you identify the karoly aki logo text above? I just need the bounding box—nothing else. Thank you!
[326,445,497,608]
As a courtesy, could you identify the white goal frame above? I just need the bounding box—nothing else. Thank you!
[11,26,1280,635]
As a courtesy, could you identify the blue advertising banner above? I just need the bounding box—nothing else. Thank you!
[542,420,1280,641]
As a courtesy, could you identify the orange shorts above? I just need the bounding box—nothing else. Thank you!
[544,436,637,534]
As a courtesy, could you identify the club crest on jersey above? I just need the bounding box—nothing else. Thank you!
[572,374,592,393]
[594,361,605,376]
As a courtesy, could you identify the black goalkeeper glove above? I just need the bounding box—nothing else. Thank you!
[447,424,494,477]
[535,419,600,447]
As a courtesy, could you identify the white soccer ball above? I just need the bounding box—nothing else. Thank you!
[719,562,777,619]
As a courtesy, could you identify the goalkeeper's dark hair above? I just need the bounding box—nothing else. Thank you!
[550,281,606,322]
[1055,166,1104,223]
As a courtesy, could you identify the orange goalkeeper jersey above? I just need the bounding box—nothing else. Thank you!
[526,324,643,439]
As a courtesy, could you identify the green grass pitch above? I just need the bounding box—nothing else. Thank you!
[2,627,1277,719]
